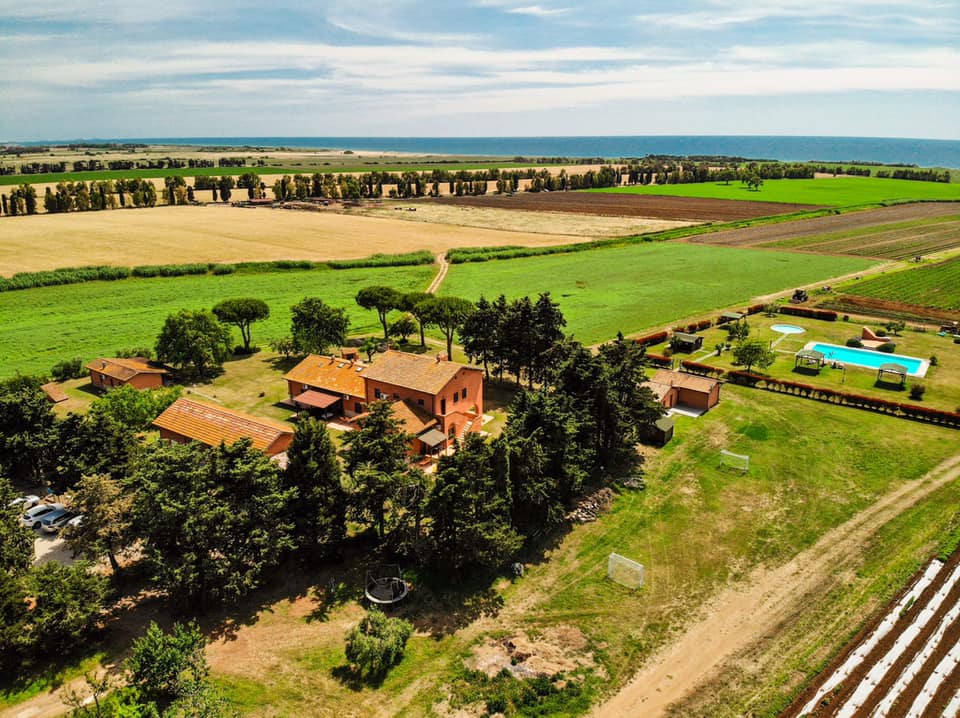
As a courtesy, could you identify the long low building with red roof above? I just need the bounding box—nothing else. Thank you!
[152,397,294,456]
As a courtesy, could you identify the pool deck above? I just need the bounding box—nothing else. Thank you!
[801,341,928,378]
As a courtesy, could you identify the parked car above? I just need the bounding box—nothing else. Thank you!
[20,503,65,529]
[40,508,76,534]
[8,494,41,510]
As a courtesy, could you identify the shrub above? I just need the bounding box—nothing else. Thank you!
[635,331,668,347]
[50,356,85,381]
[115,346,153,359]
[697,319,712,331]
[645,353,672,367]
[846,338,863,348]
[745,303,765,315]
[344,608,413,679]
[875,328,888,337]
[910,384,927,401]
[128,621,208,702]
[328,250,434,269]
[210,264,236,275]
[780,306,838,321]
[877,342,897,353]
[930,355,939,367]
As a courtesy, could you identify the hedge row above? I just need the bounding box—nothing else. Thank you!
[0,252,436,293]
[780,306,838,321]
[645,353,672,368]
[635,331,669,347]
[680,360,725,378]
[725,370,960,428]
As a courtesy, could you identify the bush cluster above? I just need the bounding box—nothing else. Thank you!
[779,306,839,321]
[131,263,209,278]
[0,265,130,292]
[634,330,669,347]
[328,250,434,269]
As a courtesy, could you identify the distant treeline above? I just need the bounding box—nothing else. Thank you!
[0,156,252,176]
[812,164,951,182]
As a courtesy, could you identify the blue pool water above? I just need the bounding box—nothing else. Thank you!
[806,342,927,377]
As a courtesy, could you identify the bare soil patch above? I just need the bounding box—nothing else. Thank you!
[683,202,960,248]
[430,192,820,222]
[0,205,597,275]
[353,203,693,237]
[817,294,960,323]
[467,626,595,679]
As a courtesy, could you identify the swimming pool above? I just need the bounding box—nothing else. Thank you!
[804,342,928,377]
[771,324,805,334]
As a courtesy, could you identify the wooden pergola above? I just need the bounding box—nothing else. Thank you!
[794,349,825,371]
[719,311,745,324]
[876,362,908,387]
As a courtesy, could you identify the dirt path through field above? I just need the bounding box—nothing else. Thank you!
[426,253,449,294]
[592,453,960,718]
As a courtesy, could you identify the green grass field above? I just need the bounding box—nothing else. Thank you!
[190,387,959,717]
[440,243,877,344]
[592,177,960,207]
[840,258,960,310]
[0,266,434,378]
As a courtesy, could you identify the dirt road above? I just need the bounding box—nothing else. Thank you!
[592,454,960,718]
[426,253,449,294]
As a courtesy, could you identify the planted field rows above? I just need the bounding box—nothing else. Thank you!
[840,259,960,311]
[787,554,960,718]
[762,216,960,259]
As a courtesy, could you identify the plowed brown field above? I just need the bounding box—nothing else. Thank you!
[431,191,821,221]
[683,202,960,247]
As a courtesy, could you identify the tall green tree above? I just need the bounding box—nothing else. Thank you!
[400,291,432,347]
[0,386,58,482]
[155,309,233,379]
[340,401,411,538]
[88,384,182,431]
[62,474,135,574]
[460,295,501,379]
[355,286,402,341]
[55,411,137,490]
[0,477,33,577]
[732,338,777,373]
[25,562,108,659]
[131,440,296,606]
[212,298,270,353]
[127,621,208,704]
[290,297,349,355]
[418,295,474,359]
[426,433,521,572]
[283,419,346,558]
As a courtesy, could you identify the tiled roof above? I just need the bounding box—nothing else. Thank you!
[86,357,169,382]
[649,369,720,394]
[283,355,367,398]
[153,398,292,453]
[389,399,438,435]
[40,382,69,403]
[362,350,480,395]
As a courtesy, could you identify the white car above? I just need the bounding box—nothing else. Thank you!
[8,494,41,510]
[20,503,65,529]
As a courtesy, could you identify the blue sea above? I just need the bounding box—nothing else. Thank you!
[12,136,960,167]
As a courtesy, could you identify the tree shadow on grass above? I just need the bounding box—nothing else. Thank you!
[330,664,388,691]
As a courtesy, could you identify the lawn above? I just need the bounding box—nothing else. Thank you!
[0,265,434,378]
[837,257,960,310]
[188,386,959,717]
[650,313,960,412]
[592,177,960,207]
[440,243,877,344]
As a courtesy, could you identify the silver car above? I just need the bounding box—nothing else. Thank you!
[8,495,41,510]
[40,509,76,534]
[20,503,65,529]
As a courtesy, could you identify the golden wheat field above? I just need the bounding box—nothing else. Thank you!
[0,204,604,274]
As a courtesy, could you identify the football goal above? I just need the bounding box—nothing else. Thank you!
[607,553,645,589]
[720,449,750,473]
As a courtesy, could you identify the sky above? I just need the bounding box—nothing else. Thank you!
[1,0,958,141]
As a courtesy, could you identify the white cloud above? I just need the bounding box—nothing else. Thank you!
[506,5,570,17]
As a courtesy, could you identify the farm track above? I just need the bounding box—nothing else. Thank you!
[429,191,821,221]
[592,454,960,718]
[683,202,960,248]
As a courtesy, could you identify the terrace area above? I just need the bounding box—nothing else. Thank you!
[643,313,960,413]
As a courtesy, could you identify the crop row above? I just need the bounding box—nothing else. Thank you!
[843,259,960,310]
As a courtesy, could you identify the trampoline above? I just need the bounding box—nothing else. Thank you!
[364,565,409,606]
